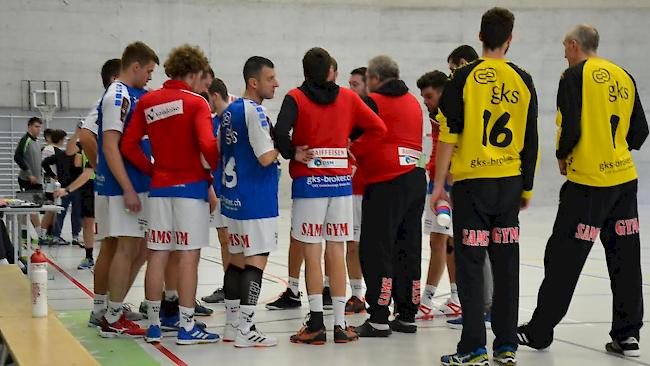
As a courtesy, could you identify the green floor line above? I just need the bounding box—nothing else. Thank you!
[58,311,160,366]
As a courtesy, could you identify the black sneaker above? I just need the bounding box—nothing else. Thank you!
[322,286,333,310]
[334,325,359,343]
[194,299,213,316]
[389,319,417,333]
[353,319,392,338]
[266,288,301,310]
[290,324,327,345]
[72,238,83,248]
[517,323,553,350]
[606,337,641,357]
[345,296,367,314]
[201,288,225,304]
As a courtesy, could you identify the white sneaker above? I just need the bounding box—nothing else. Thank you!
[436,298,462,316]
[223,323,238,343]
[416,304,438,321]
[234,326,278,348]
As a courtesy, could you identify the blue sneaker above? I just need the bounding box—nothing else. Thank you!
[176,325,220,345]
[145,325,162,343]
[161,313,207,332]
[493,345,517,365]
[447,314,491,330]
[441,347,489,366]
[77,257,94,270]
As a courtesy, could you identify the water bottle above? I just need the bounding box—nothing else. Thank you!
[435,200,452,227]
[53,181,61,205]
[31,249,48,317]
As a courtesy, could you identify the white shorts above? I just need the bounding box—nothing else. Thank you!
[291,196,353,244]
[424,193,453,237]
[225,216,278,256]
[209,202,227,228]
[95,193,148,240]
[146,197,210,251]
[352,195,362,242]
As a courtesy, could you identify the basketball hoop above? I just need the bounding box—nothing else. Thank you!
[36,104,57,124]
[32,90,58,126]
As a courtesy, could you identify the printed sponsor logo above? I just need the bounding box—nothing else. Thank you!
[412,280,421,305]
[473,67,497,84]
[398,147,421,166]
[491,83,520,104]
[378,277,392,306]
[145,100,183,123]
[615,218,639,236]
[599,157,633,172]
[311,148,348,158]
[146,229,189,245]
[229,233,250,248]
[308,158,348,169]
[490,227,520,244]
[462,229,490,247]
[305,175,352,187]
[608,81,630,102]
[575,223,601,242]
[592,68,611,83]
[119,97,130,122]
[325,223,349,237]
[301,223,323,237]
[470,155,515,169]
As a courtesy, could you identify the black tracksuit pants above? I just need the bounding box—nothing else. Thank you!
[452,176,522,353]
[527,179,643,343]
[360,168,426,324]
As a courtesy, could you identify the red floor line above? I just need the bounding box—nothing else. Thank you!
[46,257,188,366]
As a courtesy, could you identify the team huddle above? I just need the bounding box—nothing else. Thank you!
[72,6,647,366]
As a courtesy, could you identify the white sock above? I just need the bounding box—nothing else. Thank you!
[93,293,108,315]
[323,276,330,288]
[450,283,459,303]
[225,299,240,326]
[38,228,46,239]
[288,277,300,296]
[350,279,364,299]
[164,290,179,301]
[146,300,161,327]
[179,305,195,332]
[239,305,255,333]
[0,258,9,265]
[308,294,323,313]
[332,296,346,328]
[106,300,123,324]
[422,285,437,308]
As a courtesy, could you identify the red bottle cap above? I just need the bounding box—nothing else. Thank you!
[31,249,48,264]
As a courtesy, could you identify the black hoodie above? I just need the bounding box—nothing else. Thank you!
[274,80,340,160]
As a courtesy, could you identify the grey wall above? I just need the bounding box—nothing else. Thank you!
[1,0,649,205]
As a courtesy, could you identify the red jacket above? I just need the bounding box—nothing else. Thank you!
[121,80,219,189]
[352,80,423,184]
[287,87,386,180]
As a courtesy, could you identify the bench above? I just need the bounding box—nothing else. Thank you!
[0,265,99,366]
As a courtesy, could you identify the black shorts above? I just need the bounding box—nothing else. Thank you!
[17,178,42,192]
[79,181,95,218]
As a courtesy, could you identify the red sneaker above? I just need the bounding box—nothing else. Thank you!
[98,314,146,338]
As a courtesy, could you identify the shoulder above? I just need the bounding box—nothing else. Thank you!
[561,61,586,82]
[506,62,535,88]
[102,82,130,108]
[451,59,483,83]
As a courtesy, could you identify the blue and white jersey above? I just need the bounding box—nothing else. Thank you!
[220,98,278,220]
[95,80,151,196]
[212,114,223,197]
